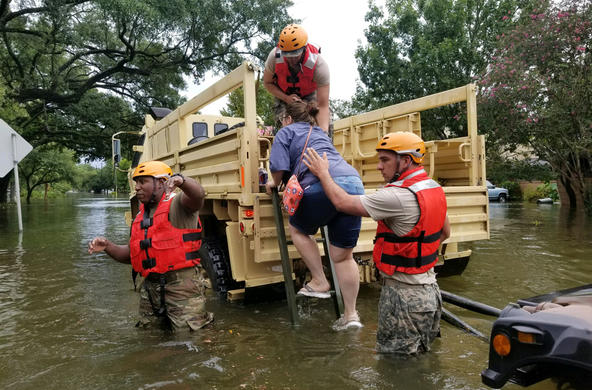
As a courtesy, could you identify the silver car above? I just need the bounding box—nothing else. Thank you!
[486,180,509,202]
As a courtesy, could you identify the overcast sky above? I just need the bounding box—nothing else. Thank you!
[183,0,384,113]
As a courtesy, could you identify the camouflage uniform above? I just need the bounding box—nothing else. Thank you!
[137,266,214,331]
[376,278,442,354]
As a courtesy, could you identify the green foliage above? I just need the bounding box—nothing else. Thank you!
[499,180,523,200]
[354,0,529,140]
[0,0,291,110]
[523,182,559,202]
[220,81,276,126]
[18,144,77,203]
[478,0,592,208]
[0,0,292,161]
[331,98,363,120]
[487,155,555,184]
[114,159,132,194]
[22,90,143,160]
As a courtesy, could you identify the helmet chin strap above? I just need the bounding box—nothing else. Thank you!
[148,177,162,205]
[389,154,402,183]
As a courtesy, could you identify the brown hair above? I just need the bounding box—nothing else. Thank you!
[285,100,319,126]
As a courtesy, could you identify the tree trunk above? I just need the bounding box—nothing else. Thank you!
[557,173,587,209]
[0,173,11,203]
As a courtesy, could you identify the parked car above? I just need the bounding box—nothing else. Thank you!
[486,180,509,202]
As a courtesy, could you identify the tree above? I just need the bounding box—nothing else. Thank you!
[354,0,530,140]
[478,0,592,209]
[18,144,77,203]
[0,0,291,115]
[0,0,292,202]
[220,80,276,127]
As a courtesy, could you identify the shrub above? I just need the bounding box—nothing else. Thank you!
[500,180,522,200]
[523,181,558,202]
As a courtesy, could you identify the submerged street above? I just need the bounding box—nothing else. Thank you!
[0,196,590,389]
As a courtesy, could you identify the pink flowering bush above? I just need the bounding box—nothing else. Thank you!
[478,0,591,209]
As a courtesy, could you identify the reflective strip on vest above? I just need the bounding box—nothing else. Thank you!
[391,168,426,186]
[303,52,318,69]
[408,179,441,193]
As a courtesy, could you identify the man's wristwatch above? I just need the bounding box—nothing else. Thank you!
[171,173,185,186]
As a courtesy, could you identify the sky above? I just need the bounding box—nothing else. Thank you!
[183,0,384,114]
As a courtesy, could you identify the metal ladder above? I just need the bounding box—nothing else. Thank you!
[271,188,344,325]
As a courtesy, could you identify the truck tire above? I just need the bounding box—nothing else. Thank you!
[498,193,507,203]
[199,238,233,297]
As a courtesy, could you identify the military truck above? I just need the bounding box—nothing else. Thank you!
[116,62,489,299]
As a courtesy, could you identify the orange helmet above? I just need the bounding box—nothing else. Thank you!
[376,132,425,163]
[278,24,308,52]
[132,161,172,180]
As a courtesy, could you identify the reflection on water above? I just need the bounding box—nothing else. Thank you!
[0,196,590,389]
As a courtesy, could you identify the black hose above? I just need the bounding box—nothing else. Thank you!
[441,290,501,317]
[441,307,488,342]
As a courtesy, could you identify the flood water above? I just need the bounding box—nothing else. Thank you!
[0,196,591,390]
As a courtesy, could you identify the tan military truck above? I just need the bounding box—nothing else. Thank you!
[118,62,489,299]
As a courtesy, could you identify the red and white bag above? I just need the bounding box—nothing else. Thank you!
[282,125,313,216]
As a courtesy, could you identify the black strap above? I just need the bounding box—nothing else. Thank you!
[183,232,201,242]
[142,258,156,270]
[140,238,152,249]
[376,230,442,244]
[141,217,153,229]
[185,250,200,260]
[143,273,167,317]
[381,251,438,268]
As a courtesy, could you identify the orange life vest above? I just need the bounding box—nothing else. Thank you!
[372,167,447,275]
[130,193,202,277]
[274,43,320,97]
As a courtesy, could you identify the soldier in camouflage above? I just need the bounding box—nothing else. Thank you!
[88,161,214,332]
[304,132,450,354]
[137,266,214,331]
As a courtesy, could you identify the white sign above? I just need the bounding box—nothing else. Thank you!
[0,119,33,178]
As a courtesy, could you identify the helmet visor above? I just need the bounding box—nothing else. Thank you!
[282,47,305,58]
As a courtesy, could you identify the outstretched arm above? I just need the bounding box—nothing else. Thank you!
[88,237,131,264]
[303,148,369,217]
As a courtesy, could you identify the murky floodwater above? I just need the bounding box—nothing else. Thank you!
[0,196,591,389]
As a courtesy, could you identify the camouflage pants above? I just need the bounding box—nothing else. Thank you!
[137,266,214,331]
[376,279,442,354]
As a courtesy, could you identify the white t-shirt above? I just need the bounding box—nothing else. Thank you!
[360,186,437,285]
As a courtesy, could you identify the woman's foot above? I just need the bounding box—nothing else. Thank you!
[297,282,331,299]
[332,312,363,331]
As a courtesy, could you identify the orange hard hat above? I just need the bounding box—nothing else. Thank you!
[132,161,172,180]
[376,132,425,163]
[278,24,308,52]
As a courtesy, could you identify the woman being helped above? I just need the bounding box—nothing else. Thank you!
[266,100,364,330]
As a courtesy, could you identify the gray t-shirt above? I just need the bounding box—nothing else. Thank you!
[360,186,437,284]
[264,47,330,87]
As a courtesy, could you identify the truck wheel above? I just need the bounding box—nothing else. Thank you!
[498,193,507,203]
[199,238,233,297]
